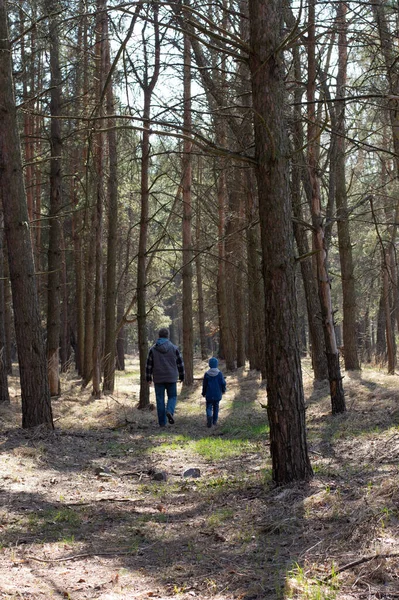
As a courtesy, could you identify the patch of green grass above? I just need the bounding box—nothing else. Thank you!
[45,507,81,526]
[116,369,141,378]
[60,534,75,544]
[221,422,269,439]
[106,441,130,456]
[312,464,339,478]
[152,434,191,452]
[207,507,235,528]
[195,474,245,495]
[261,468,273,484]
[137,482,167,497]
[378,505,398,528]
[24,507,82,540]
[193,436,254,460]
[152,430,263,460]
[285,562,339,600]
[126,535,142,554]
[329,420,399,442]
[227,399,251,410]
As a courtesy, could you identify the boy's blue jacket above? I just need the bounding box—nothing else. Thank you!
[202,368,226,401]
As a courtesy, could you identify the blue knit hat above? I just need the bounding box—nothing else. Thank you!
[209,357,218,368]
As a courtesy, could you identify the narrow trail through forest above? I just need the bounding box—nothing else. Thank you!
[0,357,399,600]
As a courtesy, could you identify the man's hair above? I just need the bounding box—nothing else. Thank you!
[158,327,169,338]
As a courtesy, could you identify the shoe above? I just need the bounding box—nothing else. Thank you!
[166,411,175,424]
[207,416,212,428]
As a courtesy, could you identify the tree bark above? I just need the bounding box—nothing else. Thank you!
[372,0,399,373]
[82,210,95,386]
[59,227,69,372]
[335,1,360,371]
[72,2,88,376]
[195,189,208,360]
[216,154,235,369]
[137,88,152,408]
[291,174,328,381]
[182,34,194,385]
[286,1,328,381]
[92,0,106,399]
[246,216,266,376]
[103,10,118,394]
[116,208,133,371]
[376,286,387,365]
[45,0,63,397]
[307,0,345,413]
[225,168,246,368]
[0,208,9,403]
[136,3,160,409]
[0,0,53,428]
[3,243,12,375]
[383,249,396,374]
[249,0,312,484]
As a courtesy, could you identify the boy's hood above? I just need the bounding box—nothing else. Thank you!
[207,368,220,377]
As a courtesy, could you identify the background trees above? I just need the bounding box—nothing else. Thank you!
[0,0,52,428]
[3,0,399,480]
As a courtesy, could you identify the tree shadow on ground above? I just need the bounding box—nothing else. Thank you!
[2,363,399,599]
[305,371,399,445]
[0,475,345,599]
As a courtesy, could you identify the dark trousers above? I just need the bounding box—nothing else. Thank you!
[206,398,220,425]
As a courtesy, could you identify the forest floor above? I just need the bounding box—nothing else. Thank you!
[0,357,399,600]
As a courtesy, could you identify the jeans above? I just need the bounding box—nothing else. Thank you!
[154,382,177,426]
[206,399,220,425]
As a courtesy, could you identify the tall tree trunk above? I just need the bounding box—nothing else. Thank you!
[72,2,88,376]
[82,209,95,386]
[59,227,69,372]
[249,0,312,484]
[0,0,53,428]
[216,154,235,369]
[3,243,12,375]
[137,3,160,409]
[72,164,84,375]
[246,215,266,376]
[371,152,396,373]
[235,4,265,375]
[182,34,194,385]
[92,0,106,399]
[383,249,395,374]
[376,286,387,365]
[225,169,246,368]
[20,8,34,230]
[103,12,118,394]
[116,208,133,371]
[335,1,360,371]
[286,0,328,381]
[137,89,151,408]
[137,88,151,407]
[0,208,9,403]
[307,0,345,413]
[195,191,207,360]
[291,174,328,381]
[372,0,399,368]
[46,0,63,397]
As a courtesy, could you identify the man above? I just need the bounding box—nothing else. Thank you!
[146,328,185,427]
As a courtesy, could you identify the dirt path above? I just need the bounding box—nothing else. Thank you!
[1,358,399,599]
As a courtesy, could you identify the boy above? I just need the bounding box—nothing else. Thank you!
[202,357,226,428]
